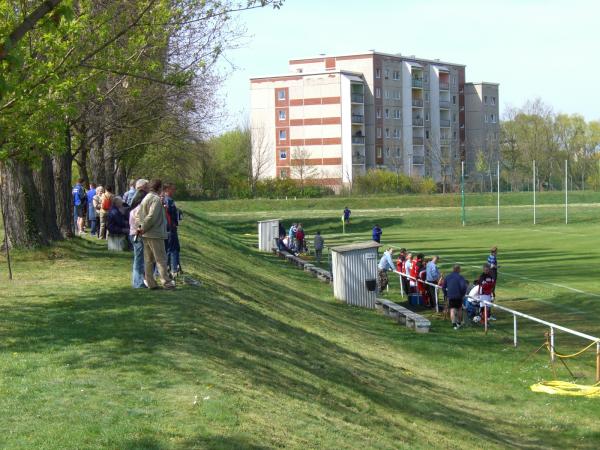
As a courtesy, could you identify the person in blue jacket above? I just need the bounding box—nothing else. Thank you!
[72,178,86,235]
[163,183,181,276]
[86,183,97,236]
[372,224,382,243]
[443,264,468,330]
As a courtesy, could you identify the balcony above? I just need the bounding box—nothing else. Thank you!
[351,93,364,103]
[412,155,425,165]
[440,119,451,127]
[439,82,450,90]
[412,99,424,108]
[412,118,424,127]
[413,137,424,145]
[353,151,366,165]
[440,138,451,146]
[439,100,451,109]
[412,78,423,88]
[351,114,364,124]
[352,136,365,145]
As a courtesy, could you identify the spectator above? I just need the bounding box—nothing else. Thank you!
[122,179,136,205]
[477,263,497,322]
[98,186,114,239]
[129,204,145,288]
[295,223,306,253]
[137,179,175,290]
[426,256,441,308]
[377,247,394,292]
[487,246,498,296]
[343,206,351,224]
[313,231,324,264]
[396,248,410,295]
[87,183,97,236]
[404,252,413,293]
[163,182,181,276]
[443,264,468,330]
[372,224,382,243]
[128,179,149,211]
[72,178,86,235]
[288,223,297,249]
[277,234,295,254]
[92,186,104,238]
[107,196,129,250]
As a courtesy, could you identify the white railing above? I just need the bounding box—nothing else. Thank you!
[390,268,600,381]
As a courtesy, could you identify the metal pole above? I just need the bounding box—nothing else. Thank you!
[550,327,555,362]
[461,160,465,226]
[513,315,518,347]
[435,286,439,313]
[565,159,568,225]
[497,160,500,225]
[399,273,404,297]
[596,342,600,382]
[533,160,536,225]
[484,305,488,334]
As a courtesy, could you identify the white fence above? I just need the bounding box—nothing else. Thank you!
[391,268,600,381]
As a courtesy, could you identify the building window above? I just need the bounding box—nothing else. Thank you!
[396,147,401,156]
[393,71,400,80]
[376,146,382,158]
[484,95,488,104]
[452,113,457,122]
[425,92,429,101]
[279,129,286,140]
[279,110,286,121]
[393,128,399,139]
[491,113,496,123]
[492,96,496,105]
[484,114,488,123]
[424,73,428,83]
[425,130,430,139]
[385,109,389,119]
[386,147,390,157]
[394,109,401,119]
[384,69,389,79]
[377,128,382,138]
[278,90,286,101]
[384,90,390,99]
[280,169,287,178]
[376,109,382,119]
[375,68,381,78]
[425,112,429,121]
[375,88,381,98]
[452,75,456,86]
[385,128,390,138]
[453,131,457,139]
[279,150,287,159]
[452,95,456,105]
[394,90,400,99]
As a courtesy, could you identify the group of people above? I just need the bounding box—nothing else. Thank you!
[276,222,325,264]
[378,246,499,330]
[72,177,182,290]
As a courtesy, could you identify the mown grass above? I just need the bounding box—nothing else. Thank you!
[0,194,599,449]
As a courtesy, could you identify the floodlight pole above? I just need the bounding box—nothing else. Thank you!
[497,160,500,225]
[461,160,465,226]
[565,159,568,225]
[533,160,536,225]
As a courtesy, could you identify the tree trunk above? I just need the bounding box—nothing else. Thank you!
[0,160,48,248]
[32,155,61,241]
[53,129,74,238]
[89,133,106,186]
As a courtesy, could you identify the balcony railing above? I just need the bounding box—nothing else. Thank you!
[439,100,451,109]
[412,78,423,88]
[353,152,366,164]
[351,114,364,123]
[439,82,450,90]
[412,118,424,126]
[440,119,451,127]
[352,136,365,144]
[412,156,425,165]
[440,138,451,146]
[351,93,364,103]
[413,137,424,146]
[412,99,424,107]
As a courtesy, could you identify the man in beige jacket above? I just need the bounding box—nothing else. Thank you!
[137,179,175,290]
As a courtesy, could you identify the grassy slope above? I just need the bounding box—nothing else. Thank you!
[0,195,599,449]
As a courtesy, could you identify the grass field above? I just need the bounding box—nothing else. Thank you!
[0,192,599,449]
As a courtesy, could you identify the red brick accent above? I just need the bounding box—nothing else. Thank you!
[289,138,341,146]
[304,118,322,125]
[321,97,341,104]
[289,119,303,126]
[251,75,302,83]
[322,117,341,125]
[275,107,289,126]
[290,99,303,106]
[288,117,341,126]
[305,138,322,146]
[325,57,336,70]
[322,137,342,145]
[290,158,342,166]
[288,97,341,106]
[274,87,289,107]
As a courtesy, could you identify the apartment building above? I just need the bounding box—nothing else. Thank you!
[250,51,499,189]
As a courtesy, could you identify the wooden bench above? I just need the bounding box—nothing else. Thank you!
[375,298,431,333]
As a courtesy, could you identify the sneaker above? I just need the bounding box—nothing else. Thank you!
[163,282,176,290]
[489,316,497,321]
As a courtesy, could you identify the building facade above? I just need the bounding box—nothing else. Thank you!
[250,51,499,189]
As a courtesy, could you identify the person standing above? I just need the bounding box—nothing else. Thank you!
[426,256,441,308]
[295,223,305,253]
[163,183,181,276]
[129,204,146,288]
[86,183,97,236]
[377,247,394,292]
[343,206,351,225]
[288,223,297,250]
[92,186,104,238]
[313,231,324,264]
[98,186,114,239]
[122,179,136,205]
[72,178,86,235]
[487,246,498,296]
[372,224,382,243]
[477,263,497,321]
[137,179,175,290]
[128,179,149,211]
[443,264,468,330]
[404,252,413,294]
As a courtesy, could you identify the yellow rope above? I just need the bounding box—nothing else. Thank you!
[551,340,599,359]
[530,381,600,398]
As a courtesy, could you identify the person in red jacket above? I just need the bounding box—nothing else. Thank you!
[477,263,496,321]
[295,223,306,253]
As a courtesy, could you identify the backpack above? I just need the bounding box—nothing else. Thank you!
[102,195,112,211]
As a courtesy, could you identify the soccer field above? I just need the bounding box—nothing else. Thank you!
[202,194,600,379]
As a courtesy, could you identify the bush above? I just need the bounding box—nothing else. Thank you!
[353,169,437,195]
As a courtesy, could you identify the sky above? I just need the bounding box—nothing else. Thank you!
[216,0,598,132]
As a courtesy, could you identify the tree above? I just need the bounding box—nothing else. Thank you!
[290,146,317,194]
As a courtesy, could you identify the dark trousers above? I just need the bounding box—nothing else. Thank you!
[426,281,439,307]
[401,275,411,296]
[167,228,181,271]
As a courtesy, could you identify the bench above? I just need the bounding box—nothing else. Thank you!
[375,298,431,333]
